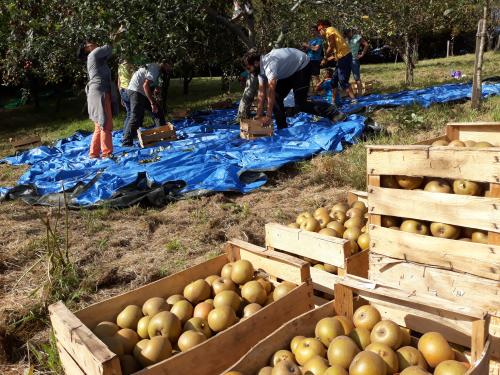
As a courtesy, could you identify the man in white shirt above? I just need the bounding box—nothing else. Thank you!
[122,62,170,147]
[243,48,344,130]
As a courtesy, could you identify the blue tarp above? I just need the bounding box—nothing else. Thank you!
[1,82,500,207]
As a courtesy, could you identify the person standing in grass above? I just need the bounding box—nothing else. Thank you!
[316,20,356,104]
[302,25,324,93]
[117,60,135,132]
[78,42,119,159]
[344,29,369,95]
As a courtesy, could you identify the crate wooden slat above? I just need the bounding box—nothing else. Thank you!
[369,186,500,233]
[11,135,42,151]
[367,145,500,183]
[225,276,490,375]
[137,123,176,148]
[49,240,314,375]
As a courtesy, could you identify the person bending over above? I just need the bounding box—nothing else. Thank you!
[122,62,170,147]
[243,48,345,130]
[317,20,356,103]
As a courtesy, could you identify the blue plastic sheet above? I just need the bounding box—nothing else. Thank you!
[1,82,499,207]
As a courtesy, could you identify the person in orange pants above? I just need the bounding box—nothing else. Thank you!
[78,42,119,158]
[89,92,114,157]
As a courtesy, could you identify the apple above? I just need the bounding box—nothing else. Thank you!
[430,222,461,239]
[448,140,465,147]
[296,212,313,225]
[301,217,321,232]
[400,220,429,235]
[395,176,424,190]
[424,180,451,194]
[453,180,482,196]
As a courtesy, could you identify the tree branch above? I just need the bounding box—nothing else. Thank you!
[205,6,254,49]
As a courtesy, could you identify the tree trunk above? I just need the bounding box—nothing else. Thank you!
[495,34,500,51]
[471,8,488,109]
[403,34,416,85]
[183,76,192,95]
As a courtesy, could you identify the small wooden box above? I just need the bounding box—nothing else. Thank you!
[265,191,369,297]
[10,135,41,152]
[350,81,374,95]
[225,276,491,375]
[240,119,273,140]
[49,240,314,375]
[137,123,176,148]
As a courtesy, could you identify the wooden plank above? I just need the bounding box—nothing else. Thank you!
[135,282,314,375]
[447,122,500,127]
[366,146,500,183]
[489,184,500,245]
[49,302,121,375]
[11,135,41,148]
[370,225,500,281]
[310,267,342,294]
[56,342,87,375]
[490,316,500,360]
[265,223,351,267]
[334,284,354,319]
[345,249,369,278]
[347,190,368,206]
[368,253,500,316]
[368,175,381,226]
[369,186,500,233]
[225,302,334,374]
[471,319,488,363]
[76,255,228,328]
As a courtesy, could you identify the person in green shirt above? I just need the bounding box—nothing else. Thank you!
[117,60,135,130]
[344,29,369,95]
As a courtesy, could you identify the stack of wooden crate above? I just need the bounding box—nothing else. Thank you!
[365,121,500,372]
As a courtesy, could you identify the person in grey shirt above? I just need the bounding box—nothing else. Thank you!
[122,62,170,146]
[78,42,119,158]
[243,48,345,130]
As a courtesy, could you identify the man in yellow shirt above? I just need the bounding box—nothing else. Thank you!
[316,20,356,103]
[117,60,135,131]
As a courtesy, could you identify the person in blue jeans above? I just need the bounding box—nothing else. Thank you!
[302,25,324,93]
[344,29,369,96]
[117,61,134,131]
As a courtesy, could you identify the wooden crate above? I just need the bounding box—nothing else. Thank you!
[49,240,314,375]
[240,119,273,140]
[350,81,375,96]
[10,135,41,152]
[225,276,491,375]
[366,121,500,359]
[265,191,369,296]
[137,123,176,148]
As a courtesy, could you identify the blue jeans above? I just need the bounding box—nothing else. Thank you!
[332,53,353,90]
[120,88,131,130]
[352,58,361,81]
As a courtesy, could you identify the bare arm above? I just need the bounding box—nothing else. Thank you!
[256,81,267,117]
[143,80,157,112]
[359,38,369,58]
[266,79,277,119]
